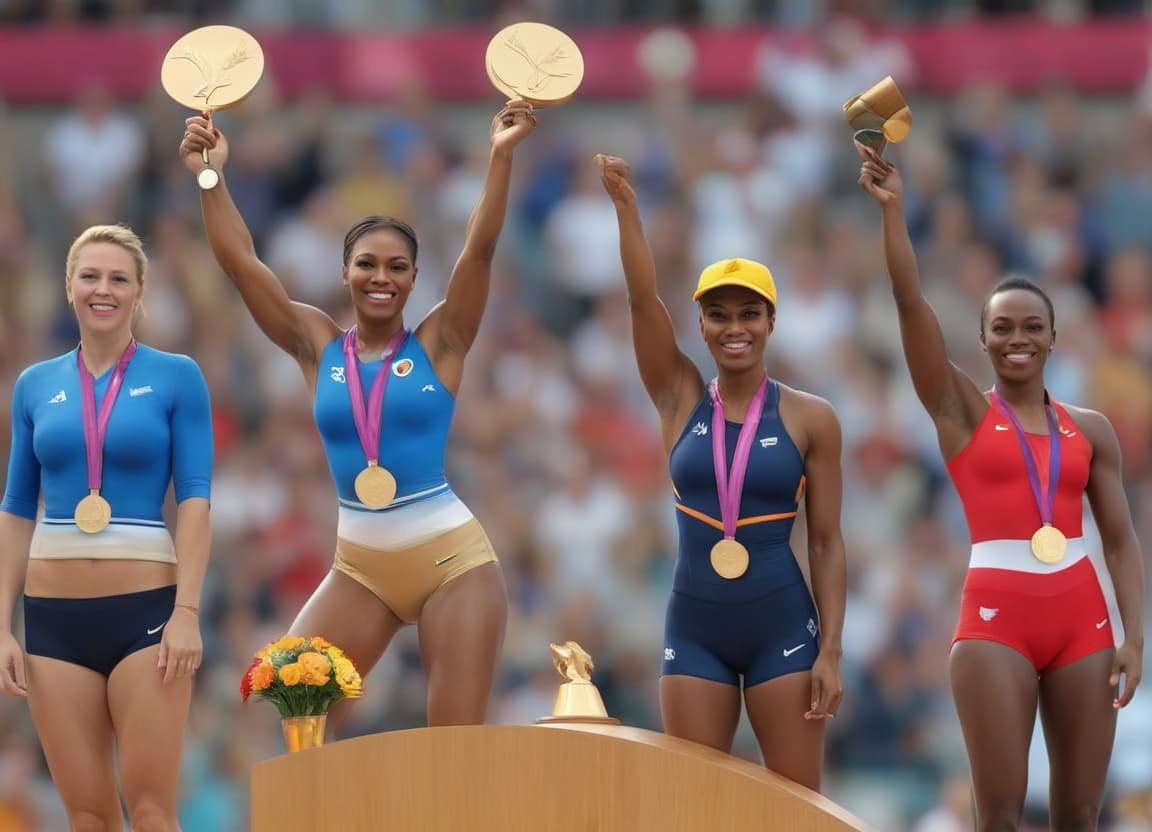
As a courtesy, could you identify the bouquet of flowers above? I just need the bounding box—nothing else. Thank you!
[240,635,363,717]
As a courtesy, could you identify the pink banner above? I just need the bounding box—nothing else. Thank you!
[0,20,1147,104]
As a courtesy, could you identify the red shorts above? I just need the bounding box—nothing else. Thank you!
[954,557,1115,672]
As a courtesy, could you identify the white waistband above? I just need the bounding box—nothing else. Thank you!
[969,536,1088,573]
[337,490,473,550]
[30,522,177,564]
[338,482,451,513]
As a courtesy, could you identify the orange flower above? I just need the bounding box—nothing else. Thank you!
[270,635,307,653]
[278,663,303,686]
[298,651,332,686]
[310,636,332,650]
[251,659,275,692]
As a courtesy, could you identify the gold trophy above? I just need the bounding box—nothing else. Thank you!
[486,22,585,107]
[161,25,265,190]
[536,641,619,725]
[843,75,911,153]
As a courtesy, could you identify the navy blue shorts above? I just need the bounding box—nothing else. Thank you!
[661,580,820,688]
[24,585,176,677]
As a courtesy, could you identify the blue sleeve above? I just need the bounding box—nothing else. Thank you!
[169,356,213,503]
[1,370,41,519]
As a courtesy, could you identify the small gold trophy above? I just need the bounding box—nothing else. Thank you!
[160,25,265,190]
[536,641,619,725]
[486,22,585,107]
[843,75,911,152]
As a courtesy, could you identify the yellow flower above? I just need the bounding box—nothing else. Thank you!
[251,660,274,692]
[310,636,332,650]
[298,651,332,686]
[278,663,303,686]
[333,656,363,698]
[270,635,307,653]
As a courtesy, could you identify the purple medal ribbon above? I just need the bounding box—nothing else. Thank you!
[78,339,138,493]
[342,326,409,465]
[710,376,770,541]
[990,388,1061,528]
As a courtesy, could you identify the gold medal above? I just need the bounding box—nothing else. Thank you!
[74,490,112,534]
[710,539,749,580]
[1030,524,1067,564]
[485,22,584,107]
[161,25,265,190]
[354,463,397,509]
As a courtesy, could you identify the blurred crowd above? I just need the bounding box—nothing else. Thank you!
[1,7,1152,832]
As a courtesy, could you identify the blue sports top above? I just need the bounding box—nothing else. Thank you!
[2,344,213,533]
[313,332,455,511]
[667,380,808,602]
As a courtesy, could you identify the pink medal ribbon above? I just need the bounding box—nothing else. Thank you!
[990,388,1067,564]
[74,339,137,532]
[342,326,408,508]
[708,375,770,578]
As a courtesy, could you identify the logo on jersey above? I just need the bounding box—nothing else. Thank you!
[128,385,153,397]
[48,390,67,404]
[422,384,436,392]
[994,424,1010,431]
[691,422,708,437]
[1059,426,1077,438]
[759,436,778,448]
[979,606,999,621]
[393,358,414,378]
[330,366,346,383]
[783,644,806,657]
[663,647,676,661]
[807,618,817,637]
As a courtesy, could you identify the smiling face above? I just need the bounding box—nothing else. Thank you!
[66,241,142,337]
[342,228,417,327]
[980,288,1055,382]
[698,285,775,373]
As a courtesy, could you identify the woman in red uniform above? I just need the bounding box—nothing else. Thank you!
[859,143,1143,831]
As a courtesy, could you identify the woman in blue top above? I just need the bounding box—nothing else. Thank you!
[595,154,846,791]
[0,224,214,831]
[180,101,535,728]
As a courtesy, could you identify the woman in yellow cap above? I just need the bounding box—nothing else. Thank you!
[596,154,846,791]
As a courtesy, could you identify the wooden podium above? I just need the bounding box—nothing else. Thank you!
[251,722,873,831]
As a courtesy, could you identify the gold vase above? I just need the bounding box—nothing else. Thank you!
[281,715,326,753]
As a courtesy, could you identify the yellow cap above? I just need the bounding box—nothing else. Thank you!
[692,258,777,308]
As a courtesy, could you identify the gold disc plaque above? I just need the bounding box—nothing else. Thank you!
[710,538,750,580]
[354,463,397,509]
[1030,524,1067,565]
[75,491,112,534]
[486,22,584,107]
[161,25,265,112]
[843,75,912,145]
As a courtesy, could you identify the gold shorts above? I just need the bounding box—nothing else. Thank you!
[333,518,498,624]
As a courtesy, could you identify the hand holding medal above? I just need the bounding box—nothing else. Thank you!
[162,25,264,190]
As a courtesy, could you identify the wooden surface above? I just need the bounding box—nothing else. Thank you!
[251,722,874,831]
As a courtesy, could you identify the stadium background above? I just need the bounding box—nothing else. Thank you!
[0,1,1151,829]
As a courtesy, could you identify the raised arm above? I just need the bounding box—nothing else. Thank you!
[181,116,338,370]
[422,102,536,382]
[596,154,702,437]
[858,144,985,443]
[1079,408,1144,708]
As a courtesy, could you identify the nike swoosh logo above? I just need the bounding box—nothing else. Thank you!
[434,553,459,567]
[994,425,1010,431]
[146,624,165,635]
[1096,619,1108,629]
[783,644,806,657]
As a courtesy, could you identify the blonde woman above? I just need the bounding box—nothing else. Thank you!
[0,225,213,831]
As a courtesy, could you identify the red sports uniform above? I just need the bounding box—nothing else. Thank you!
[946,401,1122,670]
